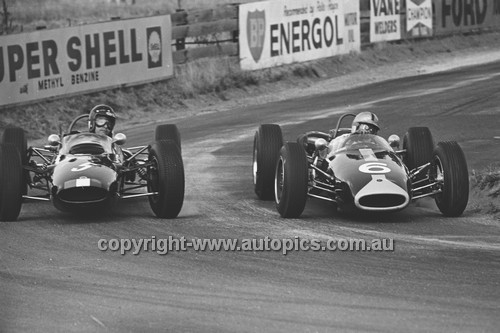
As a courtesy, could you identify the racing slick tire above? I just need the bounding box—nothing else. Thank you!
[431,141,469,217]
[403,127,434,171]
[147,140,185,218]
[275,142,308,218]
[253,124,283,200]
[0,144,23,221]
[1,127,28,195]
[155,124,181,153]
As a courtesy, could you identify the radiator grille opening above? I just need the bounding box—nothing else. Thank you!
[358,194,407,208]
[58,187,107,203]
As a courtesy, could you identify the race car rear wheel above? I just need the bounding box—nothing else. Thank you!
[0,144,23,221]
[275,142,308,218]
[253,124,283,200]
[2,127,28,195]
[147,140,185,218]
[155,124,181,153]
[431,141,469,217]
[403,127,434,171]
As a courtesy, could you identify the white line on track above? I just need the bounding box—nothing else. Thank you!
[287,226,500,251]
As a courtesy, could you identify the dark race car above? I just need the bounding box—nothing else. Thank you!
[253,113,469,218]
[0,114,184,221]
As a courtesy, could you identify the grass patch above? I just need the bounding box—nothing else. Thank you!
[469,166,500,217]
[472,168,500,195]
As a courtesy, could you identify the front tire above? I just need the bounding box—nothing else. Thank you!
[253,124,283,200]
[155,124,181,153]
[2,127,28,194]
[0,144,23,221]
[403,127,434,171]
[275,142,308,218]
[147,140,185,218]
[431,141,469,217]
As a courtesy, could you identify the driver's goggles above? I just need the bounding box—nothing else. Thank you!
[95,117,113,128]
[358,124,375,133]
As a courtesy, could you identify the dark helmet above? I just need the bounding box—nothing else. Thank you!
[88,104,116,133]
[352,112,380,134]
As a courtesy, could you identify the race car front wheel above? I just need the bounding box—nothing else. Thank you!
[403,127,434,171]
[2,127,28,195]
[0,144,23,221]
[155,124,181,153]
[431,141,469,217]
[147,140,185,218]
[253,124,283,200]
[275,142,308,218]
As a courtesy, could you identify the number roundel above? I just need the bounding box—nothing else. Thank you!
[71,162,95,172]
[358,162,391,174]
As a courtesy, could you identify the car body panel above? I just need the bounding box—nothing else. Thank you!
[50,133,121,212]
[312,134,411,212]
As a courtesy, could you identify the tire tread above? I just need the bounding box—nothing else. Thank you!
[0,144,23,221]
[148,140,185,218]
[254,124,283,200]
[276,142,308,218]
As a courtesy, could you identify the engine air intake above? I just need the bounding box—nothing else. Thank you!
[58,187,108,203]
[358,194,407,208]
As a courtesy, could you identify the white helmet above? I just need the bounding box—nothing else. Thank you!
[352,112,379,134]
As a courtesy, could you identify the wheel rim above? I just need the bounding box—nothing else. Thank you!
[252,142,258,185]
[275,157,284,204]
[433,155,445,202]
[148,156,160,204]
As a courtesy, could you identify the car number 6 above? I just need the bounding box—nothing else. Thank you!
[71,162,95,172]
[358,162,391,174]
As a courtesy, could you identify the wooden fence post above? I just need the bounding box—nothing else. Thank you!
[175,8,186,51]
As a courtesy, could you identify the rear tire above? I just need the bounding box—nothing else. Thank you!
[155,124,181,153]
[253,124,283,200]
[2,127,28,194]
[0,144,23,221]
[403,127,434,171]
[431,141,469,217]
[147,140,185,218]
[275,142,308,218]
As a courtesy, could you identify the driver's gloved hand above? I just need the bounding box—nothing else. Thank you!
[328,129,335,140]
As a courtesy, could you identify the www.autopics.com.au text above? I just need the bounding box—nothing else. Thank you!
[98,236,394,255]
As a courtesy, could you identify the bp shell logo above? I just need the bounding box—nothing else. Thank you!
[247,10,266,63]
[147,27,162,68]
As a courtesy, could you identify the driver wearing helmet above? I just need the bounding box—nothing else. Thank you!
[351,111,379,135]
[88,104,116,137]
[327,112,380,156]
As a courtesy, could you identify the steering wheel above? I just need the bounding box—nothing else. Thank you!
[67,114,89,134]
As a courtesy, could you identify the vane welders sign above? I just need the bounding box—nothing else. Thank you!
[370,0,402,43]
[239,0,356,71]
[0,15,173,108]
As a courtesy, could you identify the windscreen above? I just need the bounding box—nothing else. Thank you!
[340,134,392,152]
[61,133,114,155]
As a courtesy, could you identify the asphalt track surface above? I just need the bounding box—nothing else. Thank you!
[1,61,500,332]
